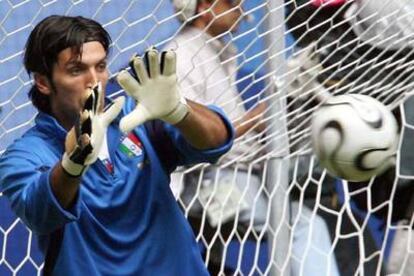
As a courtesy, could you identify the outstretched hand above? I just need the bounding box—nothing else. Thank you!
[116,48,189,133]
[62,83,125,177]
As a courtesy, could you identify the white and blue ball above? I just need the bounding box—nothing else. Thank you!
[311,94,398,182]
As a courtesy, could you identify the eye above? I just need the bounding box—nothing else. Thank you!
[68,66,82,76]
[97,62,107,72]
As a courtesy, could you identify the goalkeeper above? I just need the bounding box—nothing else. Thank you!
[0,15,234,275]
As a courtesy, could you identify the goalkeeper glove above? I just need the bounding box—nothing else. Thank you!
[116,48,189,133]
[61,83,125,177]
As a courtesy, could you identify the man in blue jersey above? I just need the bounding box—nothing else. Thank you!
[0,15,234,275]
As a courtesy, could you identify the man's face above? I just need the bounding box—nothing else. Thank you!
[208,0,243,36]
[46,41,109,129]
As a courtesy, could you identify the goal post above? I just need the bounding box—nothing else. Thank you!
[263,0,291,275]
[1,0,414,275]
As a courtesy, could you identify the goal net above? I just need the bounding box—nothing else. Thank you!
[0,0,413,275]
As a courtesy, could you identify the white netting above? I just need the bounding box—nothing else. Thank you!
[0,0,413,275]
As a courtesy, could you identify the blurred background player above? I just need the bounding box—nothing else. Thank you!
[167,0,340,275]
[0,15,234,275]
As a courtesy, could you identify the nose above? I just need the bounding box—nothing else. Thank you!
[86,68,98,88]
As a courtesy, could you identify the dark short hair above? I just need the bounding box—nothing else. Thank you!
[24,15,112,113]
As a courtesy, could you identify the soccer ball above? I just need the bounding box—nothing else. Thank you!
[311,94,398,182]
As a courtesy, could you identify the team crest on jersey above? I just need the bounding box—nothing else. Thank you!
[119,133,143,157]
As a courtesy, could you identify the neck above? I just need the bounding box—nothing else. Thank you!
[52,108,77,131]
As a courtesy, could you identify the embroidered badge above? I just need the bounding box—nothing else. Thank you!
[101,158,114,174]
[119,133,143,157]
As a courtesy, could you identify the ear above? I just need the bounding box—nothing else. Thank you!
[34,73,52,95]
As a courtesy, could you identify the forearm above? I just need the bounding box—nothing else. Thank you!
[234,103,266,138]
[50,162,81,209]
[174,100,230,149]
[234,118,266,138]
[234,118,256,138]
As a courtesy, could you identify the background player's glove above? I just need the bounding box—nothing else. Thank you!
[61,83,125,177]
[116,48,189,133]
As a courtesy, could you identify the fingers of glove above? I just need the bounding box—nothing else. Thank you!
[130,55,149,84]
[119,105,151,133]
[65,127,78,154]
[144,48,160,78]
[75,111,93,159]
[78,133,92,151]
[101,96,125,127]
[79,110,92,138]
[117,70,141,97]
[70,142,93,164]
[66,112,93,164]
[83,92,93,112]
[160,50,176,76]
[93,82,105,113]
[83,87,98,115]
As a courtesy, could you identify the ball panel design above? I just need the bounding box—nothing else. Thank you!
[311,94,398,182]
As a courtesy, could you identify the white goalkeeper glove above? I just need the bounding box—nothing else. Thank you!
[61,83,125,177]
[116,48,189,133]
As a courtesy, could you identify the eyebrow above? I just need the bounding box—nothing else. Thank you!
[65,57,108,68]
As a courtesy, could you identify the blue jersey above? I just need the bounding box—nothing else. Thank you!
[0,98,234,275]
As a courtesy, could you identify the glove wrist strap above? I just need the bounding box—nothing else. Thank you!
[61,153,87,177]
[163,100,189,125]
